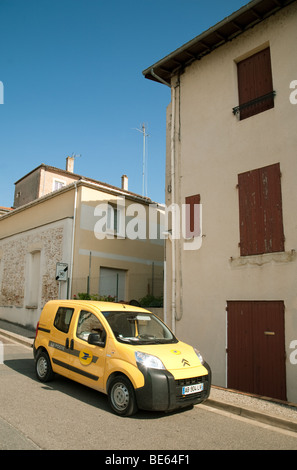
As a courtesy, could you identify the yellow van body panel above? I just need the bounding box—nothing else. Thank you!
[34,300,211,415]
[104,356,145,390]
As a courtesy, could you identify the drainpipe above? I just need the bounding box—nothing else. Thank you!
[163,258,167,325]
[150,68,176,333]
[149,69,177,334]
[170,85,176,334]
[68,182,78,299]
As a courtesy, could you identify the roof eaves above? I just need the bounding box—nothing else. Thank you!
[14,163,151,203]
[143,0,296,84]
[3,180,154,222]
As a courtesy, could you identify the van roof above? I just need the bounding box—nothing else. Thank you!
[44,299,150,313]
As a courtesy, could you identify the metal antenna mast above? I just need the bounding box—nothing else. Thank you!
[71,153,82,160]
[134,123,149,197]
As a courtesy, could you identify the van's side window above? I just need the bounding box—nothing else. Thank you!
[76,310,106,343]
[54,307,74,333]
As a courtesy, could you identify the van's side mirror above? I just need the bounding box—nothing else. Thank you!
[88,333,105,347]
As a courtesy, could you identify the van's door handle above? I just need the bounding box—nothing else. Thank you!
[70,339,74,350]
[65,338,69,349]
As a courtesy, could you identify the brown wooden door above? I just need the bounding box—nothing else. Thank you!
[227,301,286,401]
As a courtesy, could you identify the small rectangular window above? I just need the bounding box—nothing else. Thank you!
[185,194,201,238]
[54,307,74,333]
[53,179,66,191]
[107,204,118,233]
[106,203,125,238]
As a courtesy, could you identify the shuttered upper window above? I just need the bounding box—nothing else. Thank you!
[235,47,275,120]
[238,163,284,256]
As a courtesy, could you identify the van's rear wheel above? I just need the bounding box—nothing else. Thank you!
[108,376,138,416]
[35,350,55,382]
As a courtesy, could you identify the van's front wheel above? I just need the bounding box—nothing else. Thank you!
[108,376,138,417]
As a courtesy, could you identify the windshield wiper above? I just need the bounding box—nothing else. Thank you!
[116,336,140,344]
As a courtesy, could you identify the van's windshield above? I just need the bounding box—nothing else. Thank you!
[102,311,178,345]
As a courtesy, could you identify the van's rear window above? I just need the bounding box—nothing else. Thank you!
[54,307,74,333]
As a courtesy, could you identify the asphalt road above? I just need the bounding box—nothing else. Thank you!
[1,335,297,452]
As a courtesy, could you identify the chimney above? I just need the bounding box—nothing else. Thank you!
[66,156,74,173]
[121,174,128,191]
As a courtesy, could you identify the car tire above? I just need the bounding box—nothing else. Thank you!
[35,350,55,382]
[108,375,138,417]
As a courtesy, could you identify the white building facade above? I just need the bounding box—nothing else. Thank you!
[144,0,297,402]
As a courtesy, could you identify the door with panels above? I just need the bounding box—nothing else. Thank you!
[227,300,286,401]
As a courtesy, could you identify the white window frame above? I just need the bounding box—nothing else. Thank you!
[106,203,125,238]
[53,179,66,192]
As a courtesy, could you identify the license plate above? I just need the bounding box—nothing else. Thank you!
[182,383,204,395]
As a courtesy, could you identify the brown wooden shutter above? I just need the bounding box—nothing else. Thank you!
[238,163,284,256]
[185,194,201,238]
[237,47,274,120]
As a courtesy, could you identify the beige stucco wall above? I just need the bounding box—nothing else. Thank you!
[71,185,164,302]
[0,182,164,327]
[0,189,74,327]
[38,167,78,198]
[13,168,40,208]
[165,3,297,401]
[14,166,79,208]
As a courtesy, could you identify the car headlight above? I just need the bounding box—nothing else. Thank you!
[194,348,204,364]
[135,351,165,370]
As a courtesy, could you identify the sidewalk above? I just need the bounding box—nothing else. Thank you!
[207,386,297,433]
[1,318,297,433]
[0,319,35,347]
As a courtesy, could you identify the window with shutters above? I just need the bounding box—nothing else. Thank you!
[233,47,275,120]
[185,194,201,239]
[238,163,285,256]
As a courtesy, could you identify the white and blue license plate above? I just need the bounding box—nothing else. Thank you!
[182,383,204,395]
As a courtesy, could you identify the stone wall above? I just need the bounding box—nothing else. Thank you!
[0,220,70,327]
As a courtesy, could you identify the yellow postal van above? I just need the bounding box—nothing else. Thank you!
[33,300,211,416]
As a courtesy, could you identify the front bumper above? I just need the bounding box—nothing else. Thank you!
[135,361,211,412]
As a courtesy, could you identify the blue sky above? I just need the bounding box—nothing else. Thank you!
[0,0,249,208]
